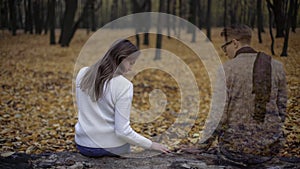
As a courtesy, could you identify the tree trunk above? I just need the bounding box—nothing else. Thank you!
[155,0,164,60]
[60,0,78,47]
[206,0,212,41]
[93,0,102,30]
[8,0,17,35]
[270,0,285,38]
[229,0,237,25]
[281,0,294,57]
[239,0,244,23]
[91,1,96,32]
[69,0,96,45]
[42,0,50,35]
[171,0,177,35]
[143,0,151,45]
[197,0,203,30]
[178,0,183,38]
[223,0,228,41]
[250,0,256,29]
[260,1,265,32]
[291,0,299,32]
[85,1,92,34]
[33,0,42,34]
[58,0,64,41]
[167,0,171,38]
[110,0,118,29]
[28,0,33,34]
[187,0,196,42]
[267,1,275,55]
[243,0,247,24]
[121,0,127,17]
[49,0,56,45]
[103,0,109,25]
[257,0,263,43]
[132,0,142,48]
[1,0,9,30]
[17,1,23,30]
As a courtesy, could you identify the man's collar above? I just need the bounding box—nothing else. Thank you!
[234,46,257,58]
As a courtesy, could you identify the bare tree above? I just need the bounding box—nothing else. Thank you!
[196,0,204,30]
[25,0,33,34]
[167,0,171,38]
[257,0,263,43]
[57,0,64,33]
[0,1,9,31]
[143,0,151,45]
[229,0,238,25]
[132,0,142,48]
[33,0,42,34]
[121,0,128,17]
[41,1,48,34]
[206,0,212,41]
[171,0,177,35]
[281,0,295,56]
[267,0,286,38]
[188,0,197,42]
[8,0,17,35]
[48,0,55,45]
[155,0,165,60]
[249,0,256,29]
[59,0,78,47]
[132,0,152,47]
[177,0,183,38]
[291,0,299,32]
[267,1,275,55]
[17,0,23,30]
[110,0,118,28]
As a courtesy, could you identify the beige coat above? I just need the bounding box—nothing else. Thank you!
[204,52,287,157]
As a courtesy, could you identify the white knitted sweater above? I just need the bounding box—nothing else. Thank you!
[75,67,152,149]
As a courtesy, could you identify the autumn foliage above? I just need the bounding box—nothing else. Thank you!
[0,28,299,158]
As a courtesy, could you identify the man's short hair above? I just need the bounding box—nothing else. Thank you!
[221,24,252,44]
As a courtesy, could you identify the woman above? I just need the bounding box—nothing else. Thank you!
[75,39,170,157]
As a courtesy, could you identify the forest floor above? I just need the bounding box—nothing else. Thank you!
[0,28,299,168]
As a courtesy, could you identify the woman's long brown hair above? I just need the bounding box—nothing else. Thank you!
[80,39,139,101]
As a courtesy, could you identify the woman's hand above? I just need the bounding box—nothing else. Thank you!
[150,142,171,154]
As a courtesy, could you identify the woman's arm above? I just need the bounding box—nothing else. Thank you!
[114,83,153,148]
[114,83,170,153]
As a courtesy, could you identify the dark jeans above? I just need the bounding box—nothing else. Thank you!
[76,143,130,157]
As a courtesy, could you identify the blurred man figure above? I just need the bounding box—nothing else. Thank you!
[200,24,287,165]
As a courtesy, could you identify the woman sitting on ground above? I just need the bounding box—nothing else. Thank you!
[75,39,170,157]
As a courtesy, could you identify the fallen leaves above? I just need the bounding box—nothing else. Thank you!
[0,29,299,158]
[1,151,15,157]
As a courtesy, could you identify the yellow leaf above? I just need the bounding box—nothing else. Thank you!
[1,152,15,157]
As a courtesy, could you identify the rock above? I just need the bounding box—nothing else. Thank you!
[37,161,54,168]
[64,157,76,166]
[48,154,58,161]
[169,160,226,169]
[55,166,66,169]
[69,162,84,169]
[82,161,93,168]
[1,151,300,169]
[266,166,282,169]
[0,153,32,169]
[279,156,300,163]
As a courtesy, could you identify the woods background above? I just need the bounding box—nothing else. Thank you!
[1,0,299,55]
